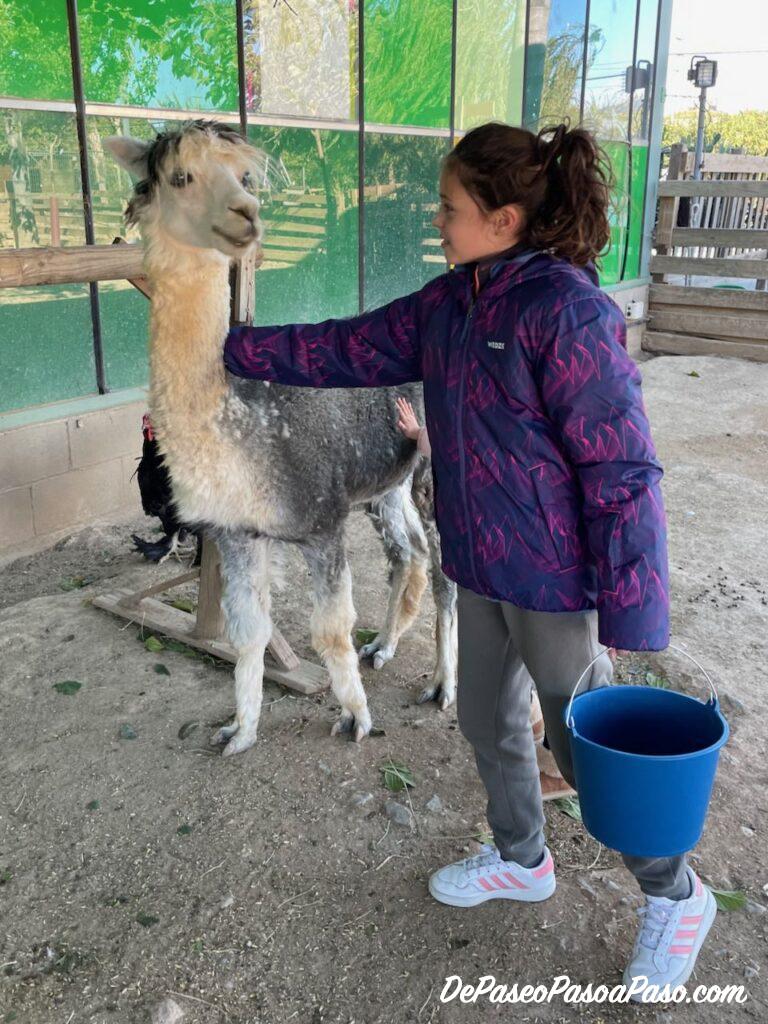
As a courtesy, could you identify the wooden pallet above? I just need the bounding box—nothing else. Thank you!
[91,545,327,697]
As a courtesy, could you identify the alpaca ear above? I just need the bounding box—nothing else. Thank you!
[104,136,150,179]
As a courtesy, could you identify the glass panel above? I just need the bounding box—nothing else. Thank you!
[583,0,637,285]
[87,115,179,392]
[363,132,447,311]
[78,0,239,112]
[87,114,164,245]
[247,125,359,324]
[524,0,587,128]
[0,110,85,248]
[0,0,73,102]
[456,0,526,131]
[0,285,95,413]
[625,0,658,279]
[99,282,150,390]
[243,0,357,121]
[365,0,452,128]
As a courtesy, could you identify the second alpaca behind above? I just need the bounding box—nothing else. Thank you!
[394,397,575,802]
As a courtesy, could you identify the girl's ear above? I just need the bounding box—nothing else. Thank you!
[493,203,524,239]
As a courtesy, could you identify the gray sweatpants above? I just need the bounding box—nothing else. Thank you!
[456,585,690,900]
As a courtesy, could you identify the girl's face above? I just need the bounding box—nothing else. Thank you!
[432,170,521,266]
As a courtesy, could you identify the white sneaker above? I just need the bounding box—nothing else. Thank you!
[623,867,717,1003]
[428,844,556,908]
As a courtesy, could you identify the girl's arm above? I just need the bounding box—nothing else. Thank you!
[224,280,440,389]
[537,295,670,652]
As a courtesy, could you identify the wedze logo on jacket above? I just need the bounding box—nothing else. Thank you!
[224,249,669,652]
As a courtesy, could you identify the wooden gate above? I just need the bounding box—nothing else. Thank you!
[645,145,768,362]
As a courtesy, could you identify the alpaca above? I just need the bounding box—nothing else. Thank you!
[106,121,457,756]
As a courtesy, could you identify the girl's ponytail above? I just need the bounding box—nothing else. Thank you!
[444,122,613,267]
[529,124,612,266]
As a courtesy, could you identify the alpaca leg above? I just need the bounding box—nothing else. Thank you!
[361,484,429,669]
[302,536,372,742]
[416,529,458,709]
[410,463,458,710]
[210,532,273,757]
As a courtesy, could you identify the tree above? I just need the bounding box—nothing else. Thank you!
[662,109,768,157]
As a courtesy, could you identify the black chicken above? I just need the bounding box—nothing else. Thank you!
[131,414,202,565]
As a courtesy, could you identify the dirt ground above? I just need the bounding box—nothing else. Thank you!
[1,354,767,1024]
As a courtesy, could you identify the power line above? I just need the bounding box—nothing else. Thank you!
[668,49,768,56]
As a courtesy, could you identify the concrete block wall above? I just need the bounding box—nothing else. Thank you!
[0,398,146,555]
[607,282,649,359]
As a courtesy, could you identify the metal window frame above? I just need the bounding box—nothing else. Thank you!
[66,0,106,394]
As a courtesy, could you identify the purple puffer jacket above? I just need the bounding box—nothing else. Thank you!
[224,248,669,651]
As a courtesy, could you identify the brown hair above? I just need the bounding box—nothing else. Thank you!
[443,122,613,267]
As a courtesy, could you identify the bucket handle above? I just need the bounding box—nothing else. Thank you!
[565,642,719,731]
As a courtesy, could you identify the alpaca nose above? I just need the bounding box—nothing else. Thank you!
[229,205,255,226]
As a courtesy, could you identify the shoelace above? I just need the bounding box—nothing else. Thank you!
[636,901,674,951]
[460,844,500,876]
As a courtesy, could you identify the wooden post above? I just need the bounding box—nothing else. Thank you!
[653,143,686,283]
[193,537,226,639]
[50,196,60,246]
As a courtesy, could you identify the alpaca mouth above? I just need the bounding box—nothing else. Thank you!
[212,225,258,249]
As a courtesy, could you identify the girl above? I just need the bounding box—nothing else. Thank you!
[395,394,575,802]
[224,122,716,1001]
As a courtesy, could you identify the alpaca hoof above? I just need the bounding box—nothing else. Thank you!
[210,723,238,746]
[359,637,395,670]
[331,708,372,742]
[416,681,455,709]
[373,648,395,670]
[358,639,380,661]
[222,728,258,757]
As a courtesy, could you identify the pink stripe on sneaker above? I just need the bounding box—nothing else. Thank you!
[695,877,703,896]
[681,915,703,925]
[490,874,511,890]
[478,878,495,892]
[669,945,694,955]
[532,855,554,879]
[502,871,528,890]
[675,929,699,939]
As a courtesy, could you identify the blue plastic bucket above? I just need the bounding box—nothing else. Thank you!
[564,645,729,858]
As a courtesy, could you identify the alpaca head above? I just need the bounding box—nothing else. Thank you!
[105,121,266,259]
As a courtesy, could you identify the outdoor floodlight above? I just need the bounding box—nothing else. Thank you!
[687,57,718,89]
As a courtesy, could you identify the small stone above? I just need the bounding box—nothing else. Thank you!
[384,799,412,828]
[118,724,137,740]
[151,997,184,1024]
[604,879,622,892]
[745,900,767,916]
[744,963,760,980]
[351,792,374,808]
[220,894,234,909]
[425,795,443,813]
[317,761,332,776]
[577,877,599,899]
[741,826,755,837]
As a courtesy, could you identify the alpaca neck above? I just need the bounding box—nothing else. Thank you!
[145,240,232,431]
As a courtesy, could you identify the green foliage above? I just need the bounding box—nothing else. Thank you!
[710,887,747,912]
[53,680,82,695]
[379,759,415,793]
[663,109,768,157]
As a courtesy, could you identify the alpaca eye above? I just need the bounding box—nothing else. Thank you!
[170,170,192,188]
[241,172,255,191]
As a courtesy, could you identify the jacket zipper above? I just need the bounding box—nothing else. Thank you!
[455,295,480,589]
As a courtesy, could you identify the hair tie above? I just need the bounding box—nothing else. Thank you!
[538,124,568,174]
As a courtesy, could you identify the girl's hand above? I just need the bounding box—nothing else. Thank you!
[607,648,630,663]
[395,396,422,441]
